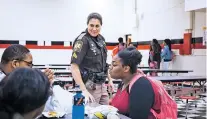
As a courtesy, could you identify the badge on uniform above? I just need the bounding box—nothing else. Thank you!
[74,41,83,52]
[103,41,106,45]
[72,52,77,59]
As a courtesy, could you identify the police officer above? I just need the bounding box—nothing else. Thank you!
[70,13,114,105]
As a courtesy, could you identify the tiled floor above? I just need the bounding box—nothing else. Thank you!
[177,98,206,119]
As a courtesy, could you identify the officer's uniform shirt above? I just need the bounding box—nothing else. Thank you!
[71,30,107,73]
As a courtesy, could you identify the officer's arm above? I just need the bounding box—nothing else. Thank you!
[71,38,88,91]
[71,63,86,91]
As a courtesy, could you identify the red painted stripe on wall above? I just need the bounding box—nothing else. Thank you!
[0,44,72,49]
[0,43,206,50]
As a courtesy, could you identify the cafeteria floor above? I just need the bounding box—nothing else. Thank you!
[177,98,206,119]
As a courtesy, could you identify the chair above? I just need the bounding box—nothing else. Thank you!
[199,93,207,103]
[177,87,201,119]
[178,95,199,119]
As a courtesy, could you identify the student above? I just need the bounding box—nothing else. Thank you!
[0,44,54,82]
[148,39,161,69]
[161,39,172,70]
[112,37,125,57]
[109,46,177,119]
[0,68,51,119]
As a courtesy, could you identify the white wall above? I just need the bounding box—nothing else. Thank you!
[193,11,206,37]
[130,0,206,41]
[0,0,125,42]
[0,0,205,42]
[131,0,206,76]
[185,0,206,11]
[172,50,206,76]
[132,0,187,41]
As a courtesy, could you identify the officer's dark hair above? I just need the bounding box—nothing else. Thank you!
[164,39,171,51]
[0,44,30,65]
[118,46,142,74]
[87,12,102,25]
[118,37,123,43]
[0,68,50,119]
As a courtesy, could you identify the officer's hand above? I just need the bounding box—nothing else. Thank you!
[43,68,54,85]
[64,83,73,90]
[82,90,95,103]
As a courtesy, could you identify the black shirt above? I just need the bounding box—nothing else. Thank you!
[71,30,107,73]
[129,77,155,119]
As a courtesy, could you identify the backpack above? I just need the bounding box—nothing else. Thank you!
[129,74,177,119]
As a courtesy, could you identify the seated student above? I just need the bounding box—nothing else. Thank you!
[109,46,177,119]
[109,46,153,118]
[0,68,51,119]
[0,44,54,82]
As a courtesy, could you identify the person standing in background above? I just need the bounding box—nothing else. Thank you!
[161,39,172,70]
[148,39,161,70]
[111,37,125,57]
[70,13,114,104]
[118,37,125,51]
[126,37,132,47]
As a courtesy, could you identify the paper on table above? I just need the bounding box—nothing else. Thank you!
[43,85,74,117]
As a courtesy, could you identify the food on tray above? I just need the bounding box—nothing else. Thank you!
[48,111,57,117]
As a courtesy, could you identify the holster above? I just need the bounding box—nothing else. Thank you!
[92,72,107,84]
[81,70,107,84]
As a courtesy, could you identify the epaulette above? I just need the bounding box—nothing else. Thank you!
[73,32,86,47]
[77,32,86,40]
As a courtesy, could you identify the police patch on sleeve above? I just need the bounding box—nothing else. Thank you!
[72,52,77,59]
[73,41,83,52]
[103,41,106,45]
